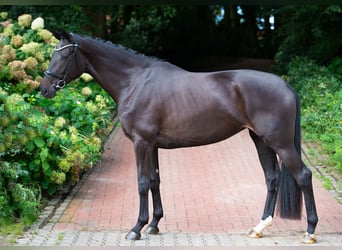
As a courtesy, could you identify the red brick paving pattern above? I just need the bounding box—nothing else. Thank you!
[54,128,342,236]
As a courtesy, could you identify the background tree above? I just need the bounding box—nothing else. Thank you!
[2,4,340,71]
[274,5,342,73]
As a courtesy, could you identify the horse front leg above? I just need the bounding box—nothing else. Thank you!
[125,140,153,240]
[145,147,164,234]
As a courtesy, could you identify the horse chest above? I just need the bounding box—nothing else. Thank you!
[118,106,160,144]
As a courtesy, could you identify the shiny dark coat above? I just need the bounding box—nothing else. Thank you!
[40,31,318,240]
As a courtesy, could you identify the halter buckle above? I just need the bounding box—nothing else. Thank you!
[54,79,66,89]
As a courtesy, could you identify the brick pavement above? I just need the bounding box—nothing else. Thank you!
[11,127,342,246]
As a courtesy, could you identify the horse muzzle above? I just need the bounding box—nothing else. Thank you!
[40,77,57,98]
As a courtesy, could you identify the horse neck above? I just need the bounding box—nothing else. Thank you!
[80,37,149,104]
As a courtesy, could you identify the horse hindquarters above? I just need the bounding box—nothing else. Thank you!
[267,90,318,243]
[276,89,303,220]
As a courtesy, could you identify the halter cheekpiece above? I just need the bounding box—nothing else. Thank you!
[44,34,79,90]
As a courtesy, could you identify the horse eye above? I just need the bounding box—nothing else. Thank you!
[61,48,71,57]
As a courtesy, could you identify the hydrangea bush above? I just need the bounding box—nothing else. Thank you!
[285,57,342,173]
[0,13,115,225]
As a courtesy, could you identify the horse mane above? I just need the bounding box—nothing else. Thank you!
[76,33,163,63]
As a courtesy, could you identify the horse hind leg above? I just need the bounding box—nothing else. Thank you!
[276,146,318,244]
[248,130,280,238]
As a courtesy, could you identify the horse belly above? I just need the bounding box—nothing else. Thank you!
[156,111,244,149]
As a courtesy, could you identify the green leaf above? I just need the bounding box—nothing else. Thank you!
[42,161,52,176]
[33,137,45,148]
[0,66,10,80]
[26,140,36,152]
[40,178,49,190]
[40,147,49,162]
[47,183,56,196]
[29,160,40,172]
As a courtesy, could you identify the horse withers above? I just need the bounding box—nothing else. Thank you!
[40,30,318,244]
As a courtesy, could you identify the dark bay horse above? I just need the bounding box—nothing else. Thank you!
[40,30,318,243]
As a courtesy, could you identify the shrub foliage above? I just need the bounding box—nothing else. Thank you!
[285,57,342,172]
[0,13,115,225]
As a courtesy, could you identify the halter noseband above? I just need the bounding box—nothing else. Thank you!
[44,34,79,90]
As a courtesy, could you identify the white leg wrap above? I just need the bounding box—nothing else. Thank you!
[301,232,317,244]
[304,232,315,238]
[253,215,273,233]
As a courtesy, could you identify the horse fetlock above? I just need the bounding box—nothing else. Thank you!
[248,215,273,238]
[137,217,149,227]
[301,232,317,244]
[153,209,163,219]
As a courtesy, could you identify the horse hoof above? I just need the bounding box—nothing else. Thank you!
[125,230,141,240]
[145,226,159,235]
[248,229,263,238]
[301,232,317,244]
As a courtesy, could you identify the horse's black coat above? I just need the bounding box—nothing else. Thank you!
[40,31,318,242]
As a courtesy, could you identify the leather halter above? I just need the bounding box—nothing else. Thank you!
[44,34,79,89]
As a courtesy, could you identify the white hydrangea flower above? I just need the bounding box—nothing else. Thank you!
[0,12,8,20]
[20,42,41,54]
[81,73,93,82]
[81,87,92,96]
[54,116,66,129]
[85,102,98,113]
[31,17,44,30]
[38,29,53,42]
[18,14,32,27]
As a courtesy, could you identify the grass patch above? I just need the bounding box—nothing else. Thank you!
[0,220,26,245]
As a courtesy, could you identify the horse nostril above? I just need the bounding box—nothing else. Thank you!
[42,87,48,97]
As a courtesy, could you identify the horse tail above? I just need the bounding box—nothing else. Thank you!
[277,88,303,219]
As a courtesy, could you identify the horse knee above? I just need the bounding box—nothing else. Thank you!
[138,178,150,195]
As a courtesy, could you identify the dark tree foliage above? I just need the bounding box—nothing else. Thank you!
[107,5,177,56]
[2,5,95,34]
[274,5,342,73]
[2,4,340,70]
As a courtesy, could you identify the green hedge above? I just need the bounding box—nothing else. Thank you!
[284,56,342,172]
[0,13,115,225]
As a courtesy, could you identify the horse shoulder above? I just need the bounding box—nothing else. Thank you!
[117,66,170,143]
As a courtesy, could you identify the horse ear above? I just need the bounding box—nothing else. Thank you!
[49,29,62,40]
[60,29,73,42]
[49,29,73,42]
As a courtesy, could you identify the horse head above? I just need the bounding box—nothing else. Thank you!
[40,30,84,98]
